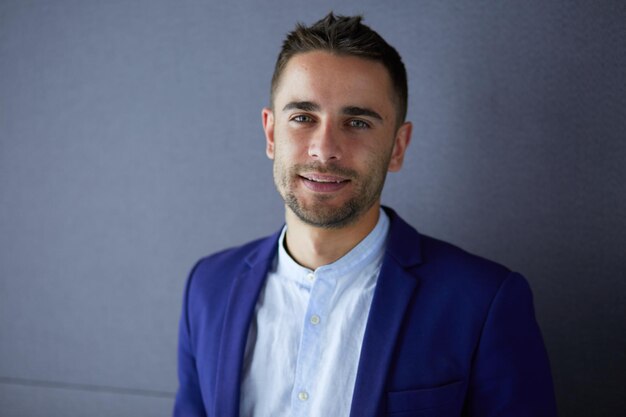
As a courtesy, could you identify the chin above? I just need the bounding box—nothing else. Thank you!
[289,198,364,229]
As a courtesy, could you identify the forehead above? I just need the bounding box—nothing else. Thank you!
[274,51,395,113]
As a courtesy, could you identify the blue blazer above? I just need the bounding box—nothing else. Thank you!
[174,208,557,416]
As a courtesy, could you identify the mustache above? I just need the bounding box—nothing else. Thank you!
[291,162,358,179]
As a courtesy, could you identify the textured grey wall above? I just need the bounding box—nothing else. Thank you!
[1,1,624,416]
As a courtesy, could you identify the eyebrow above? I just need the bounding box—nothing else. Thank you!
[282,101,384,122]
[341,106,383,122]
[282,101,320,112]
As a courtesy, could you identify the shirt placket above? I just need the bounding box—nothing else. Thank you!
[290,270,335,417]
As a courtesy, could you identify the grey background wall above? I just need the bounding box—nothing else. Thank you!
[1,0,624,416]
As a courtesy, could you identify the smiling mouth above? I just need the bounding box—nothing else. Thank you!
[299,173,350,192]
[300,173,349,183]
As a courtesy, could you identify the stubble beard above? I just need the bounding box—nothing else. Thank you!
[274,161,388,229]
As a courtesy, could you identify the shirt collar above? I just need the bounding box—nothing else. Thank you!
[275,208,390,282]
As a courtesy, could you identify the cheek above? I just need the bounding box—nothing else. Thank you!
[362,143,394,173]
[273,141,294,165]
[275,134,307,161]
[272,142,297,179]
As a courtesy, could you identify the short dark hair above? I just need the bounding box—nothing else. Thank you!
[270,12,408,124]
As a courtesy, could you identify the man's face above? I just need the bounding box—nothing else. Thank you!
[263,51,411,228]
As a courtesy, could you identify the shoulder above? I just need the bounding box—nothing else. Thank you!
[419,234,510,281]
[194,235,274,274]
[385,207,522,299]
[387,212,537,341]
[417,233,528,302]
[184,231,281,304]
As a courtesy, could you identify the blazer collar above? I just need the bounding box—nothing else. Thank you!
[382,206,423,267]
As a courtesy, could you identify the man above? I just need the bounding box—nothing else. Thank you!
[174,13,557,417]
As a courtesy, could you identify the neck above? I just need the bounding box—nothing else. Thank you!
[284,203,381,270]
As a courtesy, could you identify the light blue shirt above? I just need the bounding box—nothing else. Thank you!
[240,209,390,417]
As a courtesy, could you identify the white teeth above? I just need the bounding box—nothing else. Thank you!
[301,174,346,183]
[309,178,343,183]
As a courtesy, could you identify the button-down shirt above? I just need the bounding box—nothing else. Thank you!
[240,209,390,417]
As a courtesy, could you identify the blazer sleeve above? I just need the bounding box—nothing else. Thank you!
[173,264,207,417]
[465,272,558,416]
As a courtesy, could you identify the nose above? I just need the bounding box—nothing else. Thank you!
[308,121,342,163]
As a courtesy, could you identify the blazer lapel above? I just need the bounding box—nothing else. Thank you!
[213,232,280,417]
[350,208,423,417]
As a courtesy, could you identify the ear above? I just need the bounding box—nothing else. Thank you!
[388,121,412,172]
[262,107,275,160]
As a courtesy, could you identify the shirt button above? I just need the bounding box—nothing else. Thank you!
[298,391,309,401]
[306,273,315,282]
[310,315,320,325]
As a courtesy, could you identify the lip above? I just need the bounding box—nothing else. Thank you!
[299,173,350,193]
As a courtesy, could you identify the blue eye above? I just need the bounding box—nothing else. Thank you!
[291,115,313,123]
[348,119,370,129]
